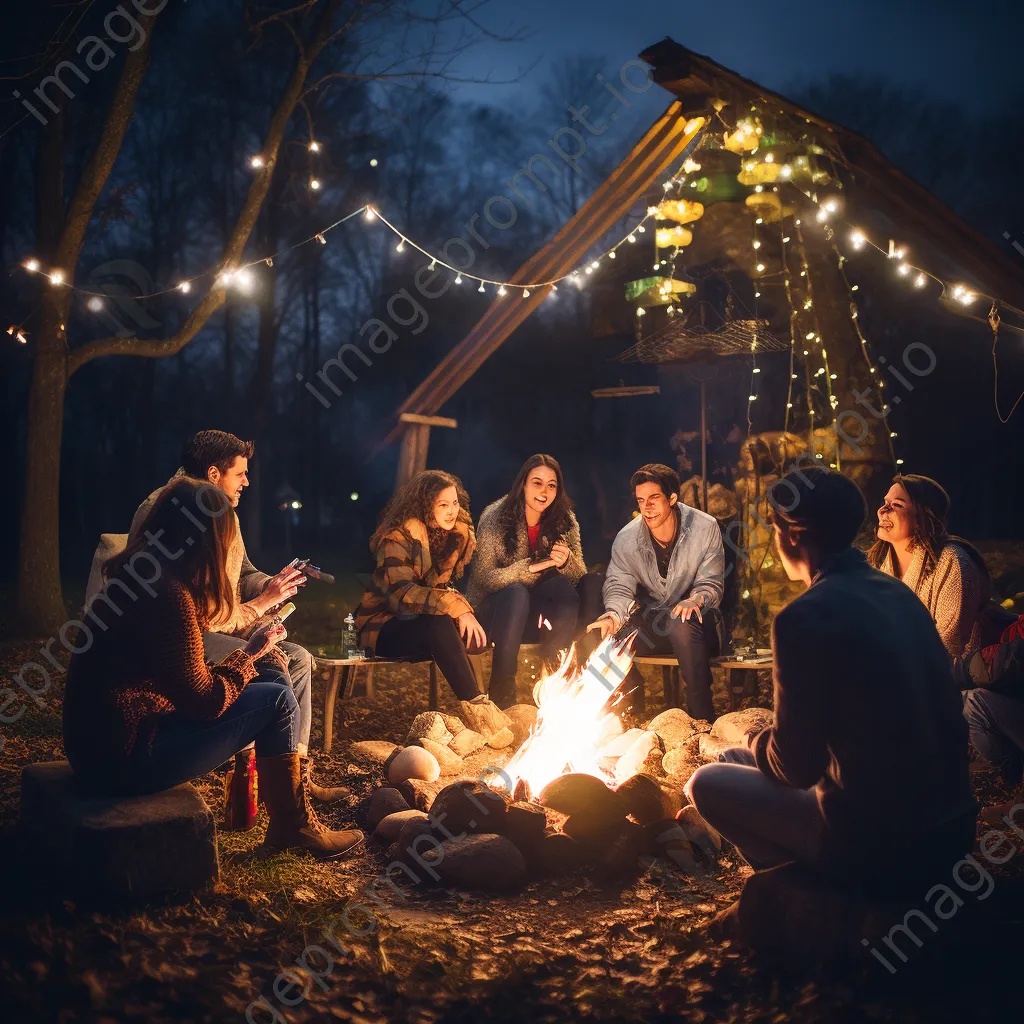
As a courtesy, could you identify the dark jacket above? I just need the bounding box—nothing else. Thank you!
[750,548,976,846]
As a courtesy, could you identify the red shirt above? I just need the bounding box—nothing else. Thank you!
[527,523,541,555]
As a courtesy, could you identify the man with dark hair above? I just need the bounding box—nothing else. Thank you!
[685,467,976,888]
[587,462,725,721]
[128,430,346,804]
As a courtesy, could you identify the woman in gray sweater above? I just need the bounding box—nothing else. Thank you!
[466,455,586,707]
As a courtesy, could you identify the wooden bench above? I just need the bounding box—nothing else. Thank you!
[317,657,439,752]
[712,655,772,710]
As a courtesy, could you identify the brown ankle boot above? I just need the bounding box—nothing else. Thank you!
[300,755,352,804]
[257,752,364,859]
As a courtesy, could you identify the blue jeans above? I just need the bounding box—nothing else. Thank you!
[963,688,1024,787]
[123,678,300,795]
[203,633,313,748]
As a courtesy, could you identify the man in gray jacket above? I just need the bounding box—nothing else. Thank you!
[588,463,725,720]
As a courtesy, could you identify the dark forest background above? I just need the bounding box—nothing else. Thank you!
[2,0,1023,611]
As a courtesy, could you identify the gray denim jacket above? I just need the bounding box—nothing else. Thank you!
[602,503,725,623]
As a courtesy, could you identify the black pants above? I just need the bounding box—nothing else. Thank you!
[375,614,483,701]
[619,600,721,721]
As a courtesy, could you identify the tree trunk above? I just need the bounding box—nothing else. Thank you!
[16,293,71,634]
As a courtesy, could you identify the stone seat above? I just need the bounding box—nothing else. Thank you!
[710,861,969,966]
[20,761,219,900]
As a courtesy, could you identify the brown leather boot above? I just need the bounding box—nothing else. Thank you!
[300,755,352,804]
[257,752,364,859]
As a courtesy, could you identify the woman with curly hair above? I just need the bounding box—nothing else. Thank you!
[868,474,989,659]
[354,470,485,701]
[466,455,586,708]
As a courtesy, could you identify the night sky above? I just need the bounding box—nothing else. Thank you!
[451,0,1020,105]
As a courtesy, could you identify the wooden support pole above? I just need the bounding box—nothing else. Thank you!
[394,414,458,489]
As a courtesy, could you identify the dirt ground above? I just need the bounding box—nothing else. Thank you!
[2,563,1024,1023]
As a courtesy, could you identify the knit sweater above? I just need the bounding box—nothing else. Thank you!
[63,577,258,788]
[750,548,975,848]
[878,542,985,659]
[354,517,475,654]
[465,497,585,608]
[129,472,270,634]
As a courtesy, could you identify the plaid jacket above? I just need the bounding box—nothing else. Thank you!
[355,516,475,654]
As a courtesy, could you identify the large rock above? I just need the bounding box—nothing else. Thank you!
[429,781,508,836]
[20,762,217,899]
[485,727,515,750]
[616,774,674,826]
[645,708,700,751]
[538,773,626,820]
[499,801,548,850]
[396,777,444,811]
[595,821,646,878]
[529,830,584,874]
[562,809,628,847]
[415,738,464,775]
[614,731,660,785]
[458,697,512,740]
[710,708,773,746]
[662,748,701,781]
[504,704,539,746]
[646,819,699,873]
[675,806,722,860]
[365,787,411,831]
[421,834,527,891]
[406,712,453,747]
[439,713,466,737]
[698,733,743,762]
[599,727,646,758]
[449,729,487,758]
[709,863,944,963]
[374,809,429,841]
[349,740,399,764]
[387,746,441,785]
[389,816,438,861]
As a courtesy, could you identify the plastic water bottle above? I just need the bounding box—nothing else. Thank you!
[342,613,360,659]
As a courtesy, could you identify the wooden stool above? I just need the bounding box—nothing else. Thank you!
[317,657,439,752]
[712,656,772,711]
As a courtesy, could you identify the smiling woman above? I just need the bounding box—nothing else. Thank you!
[868,474,991,658]
[466,454,587,707]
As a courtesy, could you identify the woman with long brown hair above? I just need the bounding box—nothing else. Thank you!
[63,477,362,859]
[867,473,989,659]
[465,454,586,708]
[354,470,485,701]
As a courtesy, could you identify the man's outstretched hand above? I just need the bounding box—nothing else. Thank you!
[585,612,620,640]
[671,597,704,623]
[258,565,307,613]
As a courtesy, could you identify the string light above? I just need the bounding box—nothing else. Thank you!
[915,273,927,288]
[86,296,104,312]
[454,274,462,285]
[309,178,321,191]
[522,289,530,298]
[395,241,405,253]
[478,281,486,293]
[315,233,326,245]
[178,281,191,294]
[498,285,507,296]
[850,230,865,249]
[364,207,376,221]
[250,155,264,169]
[23,258,40,272]
[49,270,64,286]
[369,158,378,167]
[309,141,321,153]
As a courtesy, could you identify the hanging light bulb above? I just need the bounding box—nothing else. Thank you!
[636,306,646,316]
[627,234,636,243]
[364,207,376,221]
[395,241,405,252]
[780,164,792,178]
[309,140,321,153]
[49,269,64,286]
[590,261,600,270]
[585,266,593,275]
[309,178,321,190]
[915,273,927,288]
[522,289,530,298]
[478,281,485,293]
[23,258,40,272]
[748,394,757,401]
[752,240,761,249]
[178,281,191,294]
[454,274,463,285]
[87,296,104,312]
[250,155,265,169]
[315,233,327,245]
[897,263,909,276]
[850,230,865,249]
[637,225,646,233]
[498,285,507,296]
[756,263,765,272]
[608,250,616,259]
[369,158,378,167]
[234,268,254,292]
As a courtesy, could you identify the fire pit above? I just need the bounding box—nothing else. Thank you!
[354,636,772,891]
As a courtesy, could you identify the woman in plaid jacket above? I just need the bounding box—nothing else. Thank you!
[354,470,485,700]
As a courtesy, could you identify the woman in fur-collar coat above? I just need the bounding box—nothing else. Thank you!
[466,454,586,708]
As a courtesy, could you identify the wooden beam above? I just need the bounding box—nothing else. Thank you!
[395,423,432,489]
[379,106,706,448]
[591,386,661,398]
[399,412,458,429]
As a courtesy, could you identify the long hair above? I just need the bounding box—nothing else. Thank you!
[370,470,471,556]
[105,477,238,625]
[495,454,574,556]
[866,473,950,575]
